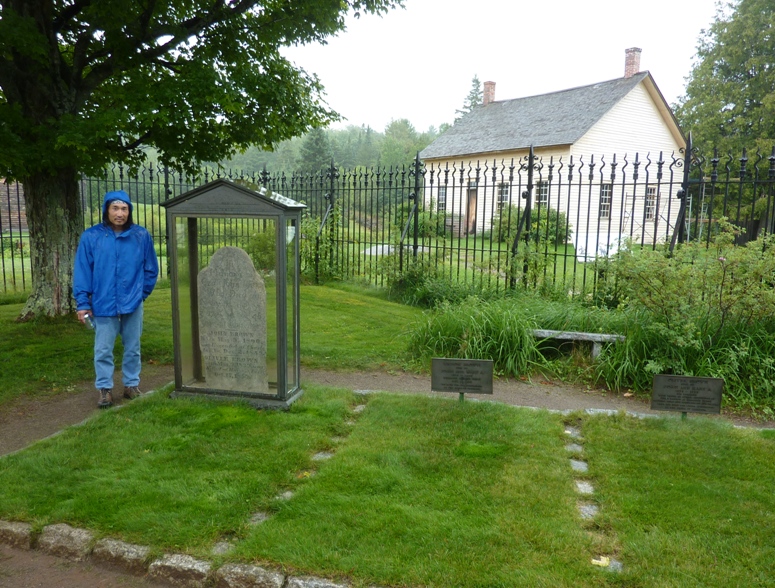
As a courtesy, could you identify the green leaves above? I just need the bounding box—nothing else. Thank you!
[675,0,775,154]
[0,0,404,179]
[596,223,775,411]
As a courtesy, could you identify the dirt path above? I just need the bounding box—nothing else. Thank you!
[2,364,771,457]
[0,364,772,587]
[0,363,175,457]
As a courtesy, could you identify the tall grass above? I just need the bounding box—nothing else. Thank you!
[596,314,775,415]
[407,293,775,415]
[407,298,540,376]
[407,295,624,377]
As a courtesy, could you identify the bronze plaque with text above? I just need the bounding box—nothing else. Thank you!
[431,358,493,395]
[651,375,724,414]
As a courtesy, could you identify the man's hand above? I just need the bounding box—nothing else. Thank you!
[77,310,92,324]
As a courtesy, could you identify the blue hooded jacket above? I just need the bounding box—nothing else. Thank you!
[73,190,159,316]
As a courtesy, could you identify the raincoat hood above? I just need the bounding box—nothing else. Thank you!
[102,190,133,214]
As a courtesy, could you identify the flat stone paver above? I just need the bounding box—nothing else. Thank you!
[578,503,599,519]
[575,480,594,495]
[564,426,582,439]
[607,559,624,572]
[211,541,233,556]
[570,459,589,472]
[250,512,270,525]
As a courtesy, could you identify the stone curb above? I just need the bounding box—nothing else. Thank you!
[0,520,33,549]
[215,563,285,588]
[37,523,94,561]
[149,553,211,587]
[92,537,151,575]
[0,519,350,588]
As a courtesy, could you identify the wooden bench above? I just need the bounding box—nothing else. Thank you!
[531,329,625,359]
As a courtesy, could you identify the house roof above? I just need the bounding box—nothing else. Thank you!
[420,72,658,160]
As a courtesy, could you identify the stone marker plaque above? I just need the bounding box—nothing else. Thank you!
[431,358,493,394]
[197,246,268,393]
[651,374,723,414]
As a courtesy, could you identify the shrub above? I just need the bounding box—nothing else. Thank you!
[379,247,511,308]
[492,204,572,247]
[299,202,342,283]
[393,199,447,239]
[595,220,775,414]
[612,220,775,342]
[245,228,276,273]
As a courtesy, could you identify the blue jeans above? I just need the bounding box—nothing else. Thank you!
[93,303,144,390]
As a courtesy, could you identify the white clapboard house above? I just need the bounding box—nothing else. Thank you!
[419,48,686,259]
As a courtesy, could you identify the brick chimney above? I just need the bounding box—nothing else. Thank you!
[483,81,496,105]
[624,47,642,78]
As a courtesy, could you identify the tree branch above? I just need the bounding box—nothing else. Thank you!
[52,0,93,33]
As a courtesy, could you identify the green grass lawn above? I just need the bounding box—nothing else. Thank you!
[0,388,772,587]
[0,283,423,407]
[297,282,420,370]
[584,415,775,587]
[2,283,775,586]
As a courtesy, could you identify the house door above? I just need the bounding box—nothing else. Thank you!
[466,183,477,234]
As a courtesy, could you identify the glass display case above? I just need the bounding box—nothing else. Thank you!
[161,179,303,409]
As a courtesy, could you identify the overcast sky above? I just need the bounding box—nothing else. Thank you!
[282,0,720,133]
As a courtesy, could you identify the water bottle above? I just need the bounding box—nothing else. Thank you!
[84,314,95,330]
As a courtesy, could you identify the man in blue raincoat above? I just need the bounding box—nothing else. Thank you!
[73,190,159,408]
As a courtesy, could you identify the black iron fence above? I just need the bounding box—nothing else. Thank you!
[2,144,774,296]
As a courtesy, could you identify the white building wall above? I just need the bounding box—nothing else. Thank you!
[570,83,685,258]
[423,147,571,236]
[421,82,686,259]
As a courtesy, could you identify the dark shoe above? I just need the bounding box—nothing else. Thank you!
[123,386,142,400]
[98,389,113,409]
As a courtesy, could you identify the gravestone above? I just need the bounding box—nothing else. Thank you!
[197,246,268,393]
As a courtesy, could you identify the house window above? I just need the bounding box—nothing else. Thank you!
[437,186,447,212]
[645,186,657,220]
[536,181,548,207]
[599,184,612,219]
[497,183,510,212]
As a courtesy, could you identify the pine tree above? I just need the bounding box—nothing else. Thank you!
[297,128,334,173]
[675,0,775,155]
[455,75,483,121]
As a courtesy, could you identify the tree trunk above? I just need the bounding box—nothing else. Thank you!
[18,169,82,321]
